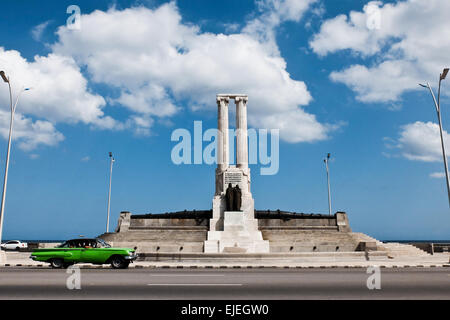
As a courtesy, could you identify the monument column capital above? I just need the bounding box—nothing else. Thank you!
[216,96,230,104]
[234,96,248,103]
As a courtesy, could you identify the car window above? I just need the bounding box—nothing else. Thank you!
[97,239,111,248]
[7,241,18,244]
[57,241,69,248]
[76,240,85,248]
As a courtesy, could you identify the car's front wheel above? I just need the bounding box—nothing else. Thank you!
[50,258,64,269]
[110,256,129,269]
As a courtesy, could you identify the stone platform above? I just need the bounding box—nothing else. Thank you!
[98,210,431,260]
[204,211,269,253]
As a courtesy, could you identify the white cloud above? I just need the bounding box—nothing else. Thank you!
[0,47,121,149]
[0,49,107,125]
[329,60,421,103]
[1,1,336,147]
[81,156,90,162]
[310,0,450,103]
[392,121,450,162]
[31,21,51,42]
[244,0,317,51]
[430,172,445,179]
[0,110,64,151]
[50,2,333,143]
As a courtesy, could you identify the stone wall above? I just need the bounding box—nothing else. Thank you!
[255,212,358,252]
[99,211,209,253]
[99,211,362,254]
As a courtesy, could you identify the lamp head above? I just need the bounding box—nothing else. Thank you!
[441,68,449,80]
[109,152,112,158]
[0,71,8,83]
[419,83,427,88]
[327,153,331,159]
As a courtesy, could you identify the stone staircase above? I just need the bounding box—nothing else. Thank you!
[98,227,208,253]
[350,232,430,257]
[262,230,362,252]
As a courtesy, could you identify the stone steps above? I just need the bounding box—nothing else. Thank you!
[110,241,204,253]
[350,232,429,257]
[377,243,430,257]
[261,231,361,253]
[100,230,207,242]
[137,251,387,263]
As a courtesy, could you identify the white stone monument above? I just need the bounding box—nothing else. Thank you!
[204,94,270,253]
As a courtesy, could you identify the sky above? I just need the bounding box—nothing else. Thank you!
[0,0,449,241]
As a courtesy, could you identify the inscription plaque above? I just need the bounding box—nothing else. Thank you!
[224,172,242,184]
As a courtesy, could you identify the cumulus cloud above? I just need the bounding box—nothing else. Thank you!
[244,0,317,48]
[0,1,335,147]
[390,121,450,162]
[0,47,123,149]
[310,0,450,103]
[50,1,333,142]
[0,110,64,151]
[31,21,51,42]
[0,48,107,125]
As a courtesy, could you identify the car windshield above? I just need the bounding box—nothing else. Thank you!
[57,241,71,248]
[97,239,111,248]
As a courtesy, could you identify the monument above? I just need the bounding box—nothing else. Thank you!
[99,93,431,261]
[204,94,270,253]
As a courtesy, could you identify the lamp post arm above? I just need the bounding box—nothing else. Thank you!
[428,82,450,207]
[426,82,440,114]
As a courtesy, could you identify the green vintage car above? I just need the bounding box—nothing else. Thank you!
[30,238,137,269]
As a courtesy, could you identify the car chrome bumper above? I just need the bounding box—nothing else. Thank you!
[124,254,138,261]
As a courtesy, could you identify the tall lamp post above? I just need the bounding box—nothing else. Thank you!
[0,71,29,260]
[420,68,450,208]
[324,153,332,216]
[106,152,115,233]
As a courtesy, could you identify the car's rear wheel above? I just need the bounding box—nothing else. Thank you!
[50,258,64,269]
[110,256,129,269]
[15,247,20,251]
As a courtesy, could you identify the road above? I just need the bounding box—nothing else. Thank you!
[0,267,449,299]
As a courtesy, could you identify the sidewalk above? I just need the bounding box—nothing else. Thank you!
[1,251,449,269]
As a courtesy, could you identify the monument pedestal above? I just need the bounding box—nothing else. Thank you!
[205,94,269,253]
[205,211,270,253]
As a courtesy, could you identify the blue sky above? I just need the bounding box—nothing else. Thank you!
[0,0,449,241]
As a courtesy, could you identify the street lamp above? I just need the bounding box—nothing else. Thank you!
[419,67,450,208]
[0,71,30,261]
[324,153,332,216]
[106,152,115,233]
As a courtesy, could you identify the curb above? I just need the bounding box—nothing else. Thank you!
[1,263,450,269]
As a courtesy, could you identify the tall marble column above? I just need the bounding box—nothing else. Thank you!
[235,96,248,169]
[217,96,229,171]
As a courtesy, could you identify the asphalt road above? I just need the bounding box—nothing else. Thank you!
[0,267,449,300]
